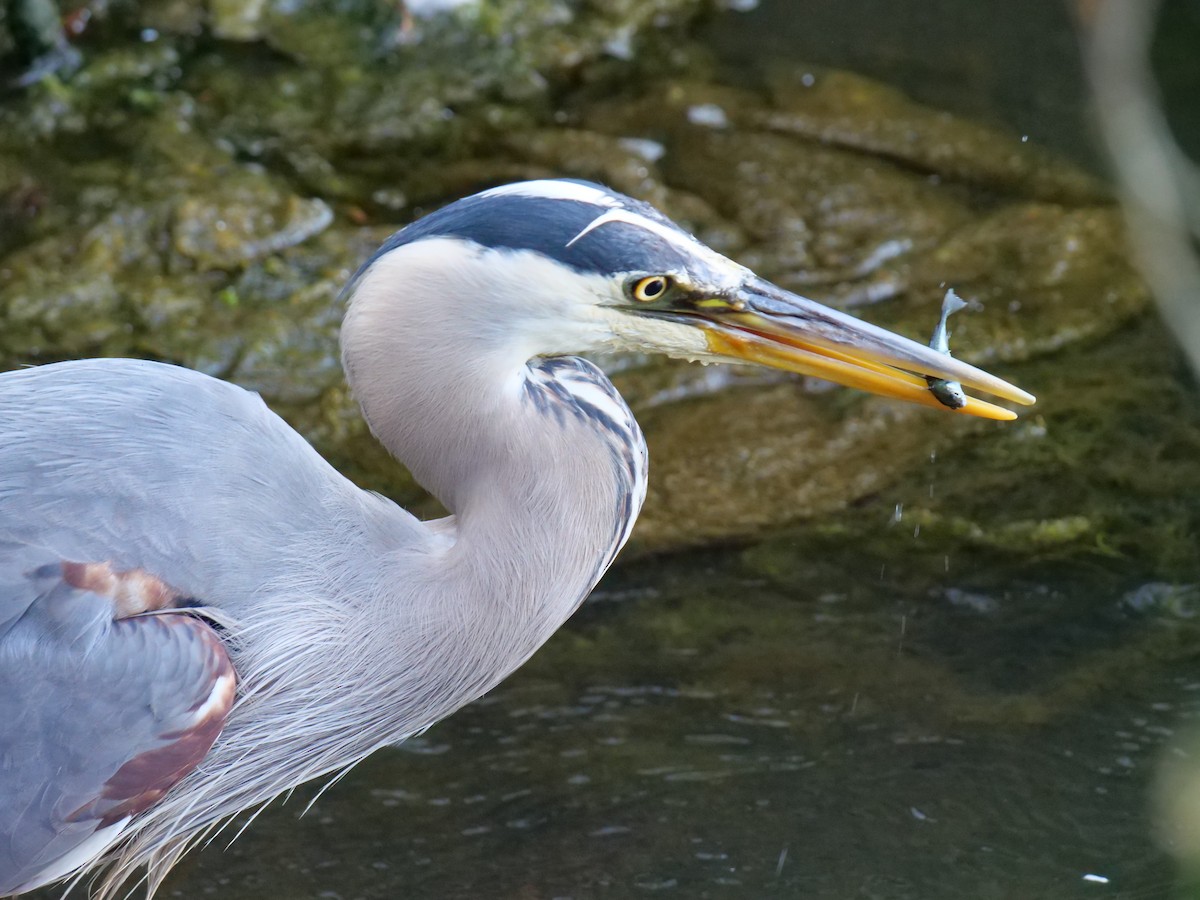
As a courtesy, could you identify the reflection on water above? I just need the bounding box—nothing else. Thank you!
[163,531,1193,899]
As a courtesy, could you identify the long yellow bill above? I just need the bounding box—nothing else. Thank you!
[688,277,1035,421]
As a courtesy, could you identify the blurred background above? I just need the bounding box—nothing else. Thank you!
[3,0,1200,897]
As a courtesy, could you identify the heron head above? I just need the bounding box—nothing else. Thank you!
[348,179,1033,418]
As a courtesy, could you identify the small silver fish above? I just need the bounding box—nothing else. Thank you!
[925,289,968,409]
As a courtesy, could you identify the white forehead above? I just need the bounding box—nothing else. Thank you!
[479,180,624,207]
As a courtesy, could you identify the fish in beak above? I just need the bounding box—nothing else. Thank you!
[638,276,1035,421]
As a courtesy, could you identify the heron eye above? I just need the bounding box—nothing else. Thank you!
[631,275,672,302]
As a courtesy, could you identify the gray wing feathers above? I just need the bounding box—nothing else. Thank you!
[0,360,309,596]
[0,358,426,891]
[0,359,424,606]
[0,549,235,894]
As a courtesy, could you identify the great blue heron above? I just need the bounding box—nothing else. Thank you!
[0,179,1034,897]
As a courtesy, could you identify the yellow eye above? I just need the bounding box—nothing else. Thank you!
[631,275,672,302]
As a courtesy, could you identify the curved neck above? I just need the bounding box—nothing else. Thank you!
[134,240,649,848]
[340,239,647,674]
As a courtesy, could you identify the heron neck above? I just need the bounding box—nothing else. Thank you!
[342,284,644,682]
[378,357,641,702]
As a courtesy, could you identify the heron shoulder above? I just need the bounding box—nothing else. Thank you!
[0,358,429,601]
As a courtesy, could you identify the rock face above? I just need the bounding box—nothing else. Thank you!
[0,2,1149,552]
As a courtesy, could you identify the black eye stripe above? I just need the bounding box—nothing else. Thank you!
[354,184,697,288]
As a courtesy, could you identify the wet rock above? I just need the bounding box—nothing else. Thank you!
[759,67,1109,206]
[903,511,1095,552]
[4,0,80,86]
[664,127,971,299]
[1121,583,1199,619]
[739,318,1200,589]
[0,153,49,254]
[210,0,270,42]
[0,16,1155,554]
[172,188,332,270]
[866,203,1150,366]
[174,0,716,193]
[140,0,206,38]
[0,41,184,143]
[626,380,976,552]
[0,144,335,365]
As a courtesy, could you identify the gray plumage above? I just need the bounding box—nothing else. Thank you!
[0,178,1033,898]
[2,343,641,894]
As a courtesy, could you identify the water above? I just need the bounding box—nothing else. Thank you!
[163,544,1193,898]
